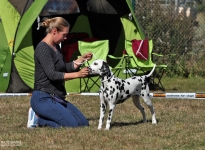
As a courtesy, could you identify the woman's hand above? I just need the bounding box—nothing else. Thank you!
[78,67,89,77]
[73,52,93,69]
[81,52,93,61]
[64,67,89,80]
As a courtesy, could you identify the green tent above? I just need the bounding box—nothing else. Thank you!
[0,0,145,93]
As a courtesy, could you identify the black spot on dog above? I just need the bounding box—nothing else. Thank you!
[116,93,119,99]
[116,99,126,104]
[113,88,115,93]
[105,87,109,91]
[102,104,106,109]
[102,76,105,80]
[127,94,131,98]
[126,90,129,94]
[115,81,121,86]
[120,84,125,91]
[127,82,130,85]
[109,109,112,115]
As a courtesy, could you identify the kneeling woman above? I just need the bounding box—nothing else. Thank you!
[28,17,92,128]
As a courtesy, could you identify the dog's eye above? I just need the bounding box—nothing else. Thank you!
[94,62,98,65]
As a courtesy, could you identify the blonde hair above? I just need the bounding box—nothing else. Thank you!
[41,17,70,33]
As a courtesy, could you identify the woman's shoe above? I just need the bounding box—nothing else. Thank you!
[27,108,38,128]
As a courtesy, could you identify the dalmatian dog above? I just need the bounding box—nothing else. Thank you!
[88,59,157,130]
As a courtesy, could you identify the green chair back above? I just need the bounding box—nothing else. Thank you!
[78,40,109,65]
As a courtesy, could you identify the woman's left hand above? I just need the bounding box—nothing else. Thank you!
[81,52,93,61]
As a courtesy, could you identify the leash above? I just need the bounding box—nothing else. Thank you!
[92,53,98,60]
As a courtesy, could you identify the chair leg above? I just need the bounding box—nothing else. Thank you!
[113,69,121,77]
[82,78,91,92]
[87,77,101,92]
[80,78,82,93]
[156,69,165,91]
[151,69,165,91]
[80,76,101,93]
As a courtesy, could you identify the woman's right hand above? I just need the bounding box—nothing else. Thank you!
[78,67,89,77]
[64,67,90,81]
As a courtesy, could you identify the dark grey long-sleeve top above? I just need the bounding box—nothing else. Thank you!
[34,42,76,98]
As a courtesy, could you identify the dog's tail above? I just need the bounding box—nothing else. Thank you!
[145,64,156,78]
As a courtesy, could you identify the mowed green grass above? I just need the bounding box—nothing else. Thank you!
[0,77,205,150]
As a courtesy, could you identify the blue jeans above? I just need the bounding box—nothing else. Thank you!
[30,90,89,128]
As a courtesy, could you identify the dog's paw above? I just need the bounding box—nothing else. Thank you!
[152,120,157,124]
[152,122,157,124]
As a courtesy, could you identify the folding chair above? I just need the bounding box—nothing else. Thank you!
[107,54,134,79]
[78,40,109,92]
[124,39,167,91]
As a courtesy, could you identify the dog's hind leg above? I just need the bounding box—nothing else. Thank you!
[141,88,157,124]
[105,103,116,130]
[132,95,147,123]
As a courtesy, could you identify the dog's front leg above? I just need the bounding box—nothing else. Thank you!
[98,101,107,130]
[105,103,116,130]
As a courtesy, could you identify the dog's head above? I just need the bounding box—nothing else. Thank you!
[88,59,110,76]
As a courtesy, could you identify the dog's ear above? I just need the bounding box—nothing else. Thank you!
[100,61,110,75]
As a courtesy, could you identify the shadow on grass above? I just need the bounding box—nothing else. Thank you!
[111,119,160,127]
[87,117,99,121]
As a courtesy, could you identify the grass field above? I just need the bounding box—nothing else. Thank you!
[1,77,205,150]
